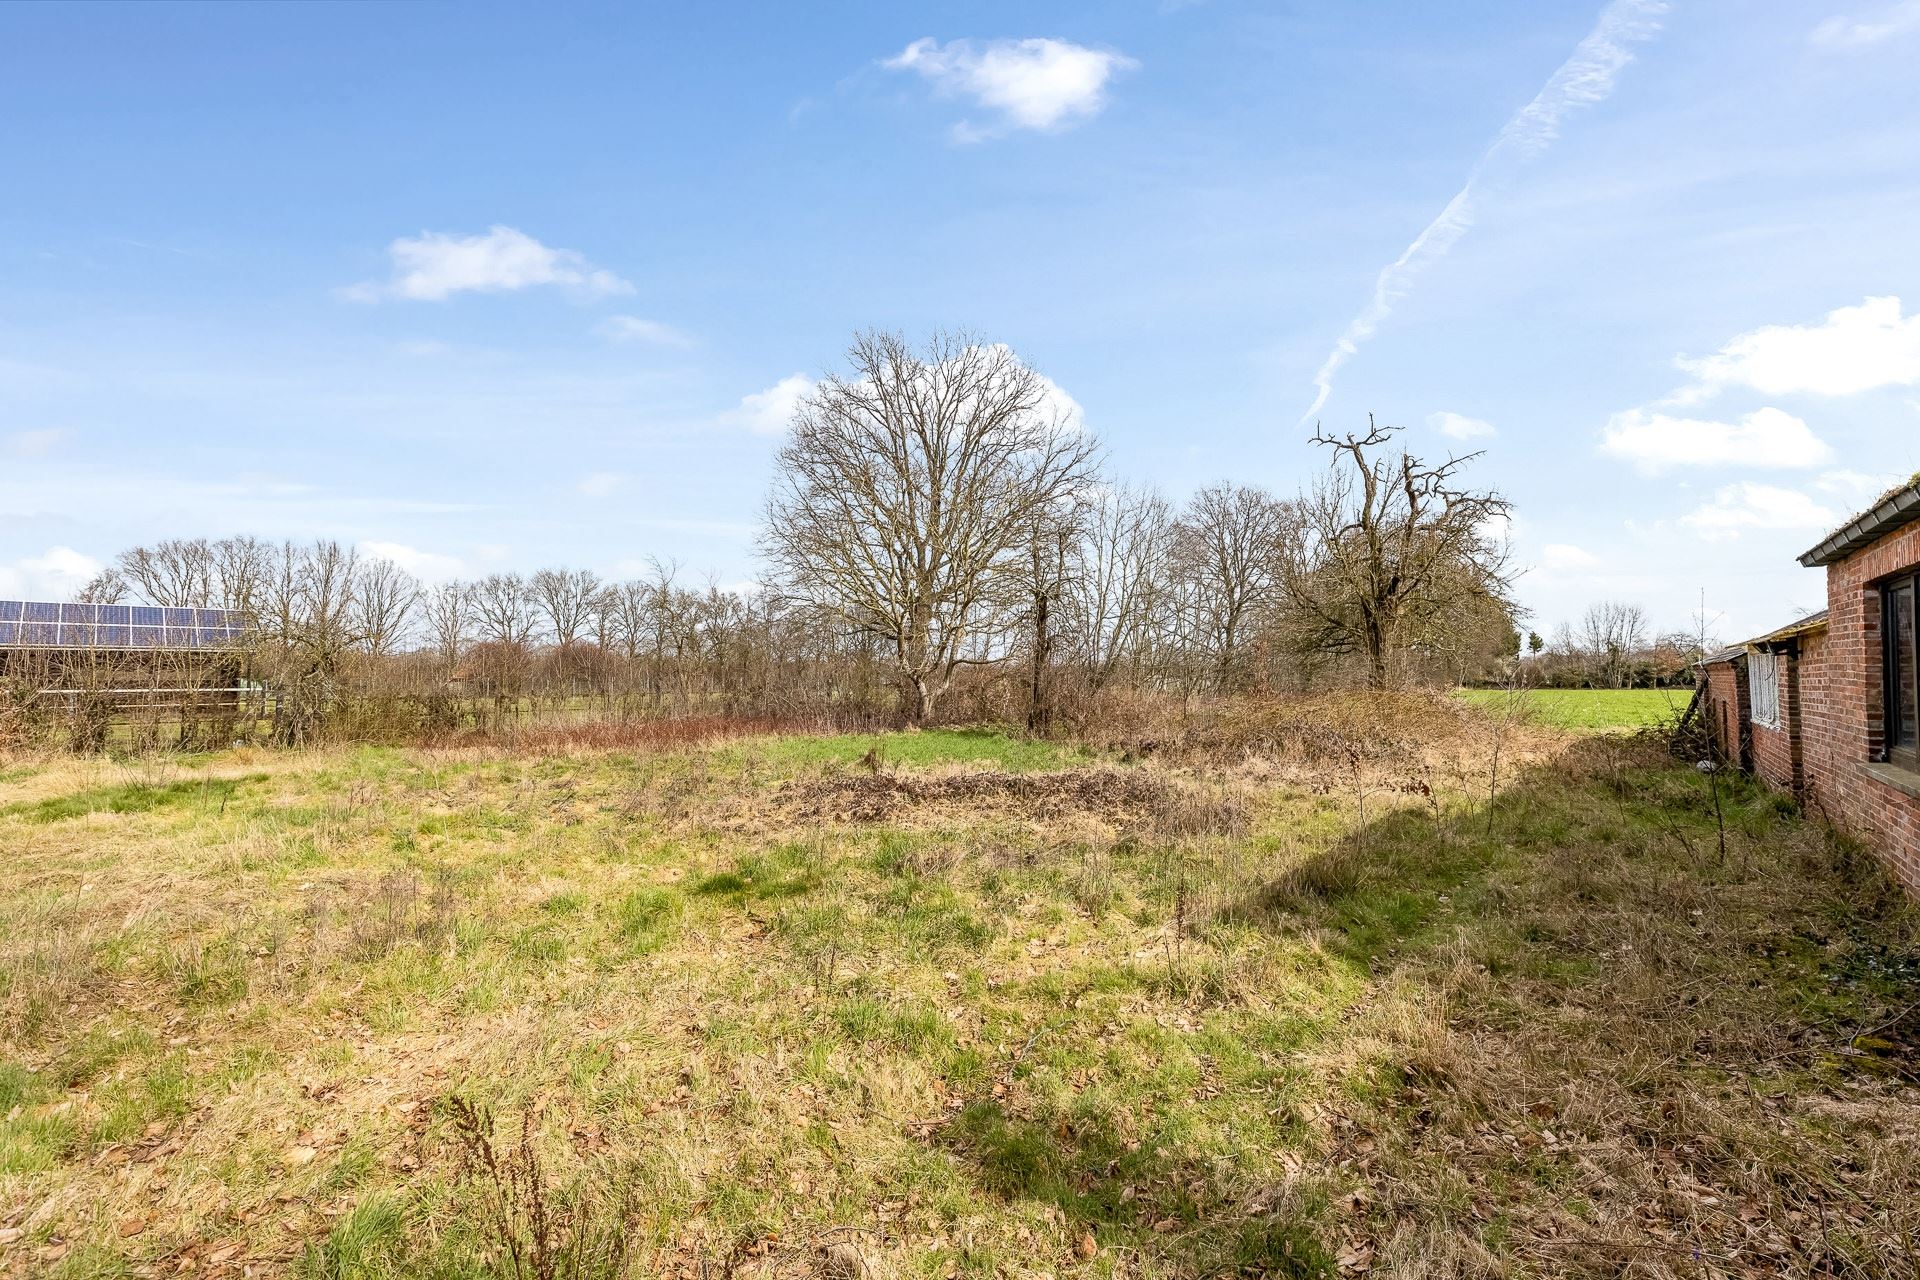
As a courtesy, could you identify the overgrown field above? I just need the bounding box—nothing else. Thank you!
[1455,687,1690,731]
[3,703,1918,1279]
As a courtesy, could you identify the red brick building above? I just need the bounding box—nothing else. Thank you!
[1698,476,1920,893]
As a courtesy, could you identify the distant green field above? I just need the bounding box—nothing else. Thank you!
[1457,686,1691,730]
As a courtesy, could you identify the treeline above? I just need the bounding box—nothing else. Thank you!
[66,544,892,742]
[21,331,1533,744]
[1514,600,1715,690]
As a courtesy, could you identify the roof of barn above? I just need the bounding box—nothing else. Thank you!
[1799,474,1920,567]
[1696,609,1829,667]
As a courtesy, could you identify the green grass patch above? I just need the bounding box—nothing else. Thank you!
[0,774,264,823]
[1457,687,1689,730]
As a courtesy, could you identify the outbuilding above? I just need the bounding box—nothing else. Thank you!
[1698,475,1920,893]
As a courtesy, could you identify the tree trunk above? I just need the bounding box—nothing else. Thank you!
[1028,590,1051,732]
[1366,641,1390,690]
[905,676,935,727]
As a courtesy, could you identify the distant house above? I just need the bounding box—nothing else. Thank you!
[1698,475,1920,893]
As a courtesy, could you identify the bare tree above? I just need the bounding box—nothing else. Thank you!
[354,558,421,658]
[588,585,620,653]
[211,536,273,619]
[253,541,368,744]
[529,568,603,647]
[1171,483,1288,692]
[471,573,537,648]
[763,331,1100,724]
[605,580,651,662]
[117,538,215,607]
[1275,419,1515,689]
[76,570,128,604]
[1579,600,1650,689]
[422,580,471,671]
[1061,486,1174,693]
[1021,506,1083,731]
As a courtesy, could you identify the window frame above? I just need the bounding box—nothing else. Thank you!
[1749,648,1780,730]
[1886,572,1920,773]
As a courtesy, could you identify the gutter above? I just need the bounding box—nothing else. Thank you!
[1799,480,1920,567]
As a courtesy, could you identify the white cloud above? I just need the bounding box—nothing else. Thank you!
[1304,0,1666,418]
[577,471,624,498]
[1477,510,1516,549]
[1812,1,1920,47]
[1428,411,1496,440]
[1541,543,1601,571]
[0,546,102,600]
[343,226,633,302]
[1679,484,1839,540]
[599,316,693,348]
[1599,406,1831,472]
[357,541,465,583]
[1034,372,1087,433]
[1672,296,1920,401]
[2,427,64,456]
[883,37,1137,140]
[726,373,816,436]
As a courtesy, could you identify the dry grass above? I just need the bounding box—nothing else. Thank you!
[1,709,1916,1279]
[427,714,860,757]
[773,767,1249,839]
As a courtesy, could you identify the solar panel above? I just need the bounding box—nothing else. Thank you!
[0,600,245,651]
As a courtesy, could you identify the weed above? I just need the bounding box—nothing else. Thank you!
[443,1096,635,1280]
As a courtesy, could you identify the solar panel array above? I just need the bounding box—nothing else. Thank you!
[0,601,245,650]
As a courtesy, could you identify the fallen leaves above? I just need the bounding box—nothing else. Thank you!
[1335,1235,1374,1274]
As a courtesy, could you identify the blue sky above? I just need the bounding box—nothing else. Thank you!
[3,0,1918,642]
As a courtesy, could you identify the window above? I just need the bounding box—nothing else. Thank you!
[1888,573,1919,772]
[1750,649,1780,729]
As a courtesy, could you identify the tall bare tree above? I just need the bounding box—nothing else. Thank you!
[1022,508,1082,731]
[251,541,369,743]
[1172,483,1288,692]
[118,538,215,607]
[1275,419,1515,689]
[1062,486,1175,693]
[76,570,128,604]
[530,568,603,647]
[354,558,421,658]
[471,573,537,648]
[763,331,1100,724]
[421,580,471,672]
[211,536,273,619]
[1579,600,1650,689]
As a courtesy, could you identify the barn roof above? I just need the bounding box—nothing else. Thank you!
[1696,609,1829,667]
[1752,609,1830,646]
[0,600,243,651]
[1799,474,1920,567]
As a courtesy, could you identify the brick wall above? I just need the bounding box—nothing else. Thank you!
[1699,657,1749,770]
[1748,643,1811,796]
[1800,519,1920,894]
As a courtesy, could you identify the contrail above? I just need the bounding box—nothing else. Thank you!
[1303,0,1668,422]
